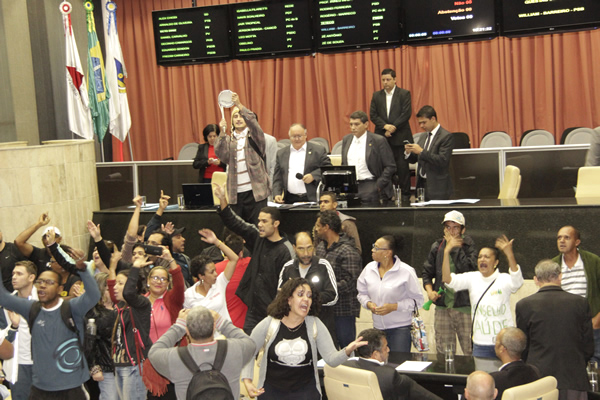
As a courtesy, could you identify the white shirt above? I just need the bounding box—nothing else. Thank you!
[347,133,374,181]
[234,128,251,193]
[287,143,307,195]
[385,86,395,119]
[183,274,232,322]
[560,253,587,297]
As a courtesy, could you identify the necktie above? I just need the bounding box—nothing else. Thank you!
[419,132,432,178]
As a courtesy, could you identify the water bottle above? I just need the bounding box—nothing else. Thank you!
[87,318,97,336]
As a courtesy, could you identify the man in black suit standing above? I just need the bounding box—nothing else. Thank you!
[405,105,454,201]
[341,110,396,205]
[516,259,594,400]
[370,68,413,202]
[344,329,442,400]
[273,123,331,203]
[491,327,541,400]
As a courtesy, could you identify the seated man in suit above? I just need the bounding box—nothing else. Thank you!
[344,328,442,400]
[405,105,454,201]
[341,111,396,205]
[273,123,331,203]
[464,371,497,400]
[491,327,541,400]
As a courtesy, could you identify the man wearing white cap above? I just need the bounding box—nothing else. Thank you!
[421,210,478,355]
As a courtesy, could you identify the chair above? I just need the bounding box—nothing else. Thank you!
[501,376,558,400]
[498,165,521,199]
[520,129,554,146]
[177,143,199,160]
[412,131,425,145]
[277,141,288,151]
[562,127,595,144]
[210,171,228,205]
[323,364,383,400]
[278,138,291,148]
[480,131,512,148]
[331,140,343,155]
[310,137,330,153]
[452,132,471,149]
[328,154,342,166]
[575,166,600,198]
[560,127,582,144]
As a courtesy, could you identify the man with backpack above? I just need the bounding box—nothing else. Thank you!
[149,306,255,400]
[0,232,100,399]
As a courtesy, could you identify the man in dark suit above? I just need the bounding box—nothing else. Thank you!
[341,110,396,205]
[370,68,413,202]
[405,105,454,201]
[344,329,442,400]
[273,123,332,203]
[516,259,594,400]
[491,327,541,400]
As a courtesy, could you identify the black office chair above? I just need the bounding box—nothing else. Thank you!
[452,132,471,149]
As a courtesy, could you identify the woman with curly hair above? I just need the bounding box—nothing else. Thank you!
[242,277,367,400]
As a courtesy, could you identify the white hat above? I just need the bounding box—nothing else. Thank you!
[442,210,465,226]
[42,226,61,237]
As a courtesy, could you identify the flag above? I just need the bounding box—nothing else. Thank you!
[85,1,110,142]
[102,0,131,142]
[61,1,93,140]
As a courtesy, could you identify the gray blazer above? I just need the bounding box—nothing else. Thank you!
[272,142,332,202]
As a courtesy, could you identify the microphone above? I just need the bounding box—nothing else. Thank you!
[296,173,303,180]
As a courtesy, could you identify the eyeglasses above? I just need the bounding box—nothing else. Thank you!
[290,135,305,140]
[150,276,168,283]
[35,279,57,286]
[372,244,390,252]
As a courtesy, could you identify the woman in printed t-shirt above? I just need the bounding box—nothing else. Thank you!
[442,235,524,358]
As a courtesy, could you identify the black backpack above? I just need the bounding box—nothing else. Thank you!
[176,340,234,400]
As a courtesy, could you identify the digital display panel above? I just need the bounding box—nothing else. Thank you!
[314,0,401,51]
[152,5,232,65]
[231,0,313,58]
[404,0,497,42]
[502,0,600,34]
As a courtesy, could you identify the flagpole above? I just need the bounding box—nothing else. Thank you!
[128,132,134,161]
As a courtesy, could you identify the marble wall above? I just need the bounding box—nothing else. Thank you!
[0,140,99,252]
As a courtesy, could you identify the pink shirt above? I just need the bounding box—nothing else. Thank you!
[149,297,172,343]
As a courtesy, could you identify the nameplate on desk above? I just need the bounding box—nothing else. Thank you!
[395,361,432,372]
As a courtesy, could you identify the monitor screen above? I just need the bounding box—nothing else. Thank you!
[404,0,497,42]
[152,5,232,65]
[320,165,358,195]
[502,0,600,34]
[231,0,313,58]
[314,0,401,51]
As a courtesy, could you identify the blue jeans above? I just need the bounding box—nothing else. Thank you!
[99,371,119,400]
[115,366,146,400]
[593,328,600,364]
[472,343,497,358]
[384,325,412,352]
[335,316,356,349]
[11,364,33,400]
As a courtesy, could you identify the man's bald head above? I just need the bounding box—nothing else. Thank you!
[465,371,497,400]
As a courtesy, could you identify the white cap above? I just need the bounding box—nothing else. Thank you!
[442,210,465,226]
[42,226,61,237]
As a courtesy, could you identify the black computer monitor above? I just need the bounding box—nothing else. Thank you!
[320,165,358,197]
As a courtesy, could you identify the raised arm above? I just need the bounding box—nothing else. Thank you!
[495,235,518,272]
[14,212,50,257]
[88,220,111,268]
[199,229,239,281]
[144,191,170,241]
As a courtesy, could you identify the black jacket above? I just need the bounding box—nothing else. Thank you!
[192,143,226,181]
[218,205,293,318]
[490,360,541,400]
[86,304,117,373]
[421,235,478,308]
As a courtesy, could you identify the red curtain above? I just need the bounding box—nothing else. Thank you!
[112,0,600,161]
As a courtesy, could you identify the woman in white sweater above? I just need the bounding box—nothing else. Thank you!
[442,235,524,358]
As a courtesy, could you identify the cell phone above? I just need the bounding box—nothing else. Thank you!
[143,244,163,256]
[403,140,410,145]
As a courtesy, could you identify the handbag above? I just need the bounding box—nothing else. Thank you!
[410,300,429,352]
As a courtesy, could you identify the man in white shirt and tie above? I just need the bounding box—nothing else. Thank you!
[405,105,454,201]
[341,111,396,205]
[273,123,331,203]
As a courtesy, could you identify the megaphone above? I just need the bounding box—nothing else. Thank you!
[423,287,446,311]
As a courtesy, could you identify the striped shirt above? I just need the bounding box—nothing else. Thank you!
[234,128,252,193]
[561,253,587,297]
